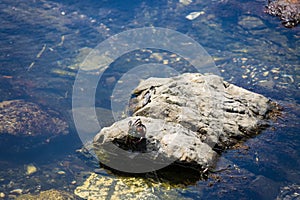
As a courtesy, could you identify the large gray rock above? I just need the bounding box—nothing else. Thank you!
[93,73,279,172]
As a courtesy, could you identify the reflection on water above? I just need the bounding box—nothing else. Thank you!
[0,0,299,199]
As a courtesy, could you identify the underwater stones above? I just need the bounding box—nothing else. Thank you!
[74,172,190,200]
[0,100,68,137]
[179,0,192,6]
[26,164,37,175]
[16,189,75,200]
[185,11,205,20]
[276,184,300,200]
[238,16,266,30]
[93,73,280,172]
[266,0,300,28]
[0,100,68,151]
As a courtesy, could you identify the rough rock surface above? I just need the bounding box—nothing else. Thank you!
[74,172,192,200]
[266,0,300,28]
[276,184,300,200]
[16,189,76,200]
[0,100,69,151]
[93,73,279,171]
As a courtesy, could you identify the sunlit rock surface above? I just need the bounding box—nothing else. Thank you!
[16,189,76,200]
[93,73,280,171]
[266,0,300,28]
[74,172,192,200]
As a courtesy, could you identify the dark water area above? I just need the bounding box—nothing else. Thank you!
[0,0,299,199]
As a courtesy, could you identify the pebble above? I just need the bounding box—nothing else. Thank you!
[151,53,163,61]
[71,180,77,185]
[10,189,23,195]
[163,60,169,65]
[57,171,66,175]
[185,11,205,20]
[26,164,37,175]
[263,71,269,77]
[179,0,192,6]
[0,192,5,198]
[271,68,280,74]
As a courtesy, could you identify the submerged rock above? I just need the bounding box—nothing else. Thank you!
[276,184,300,200]
[93,73,280,173]
[266,0,300,28]
[74,172,192,200]
[16,189,76,200]
[0,100,69,151]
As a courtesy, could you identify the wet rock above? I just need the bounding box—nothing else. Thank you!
[0,100,69,151]
[10,189,23,195]
[266,0,300,28]
[93,73,280,172]
[276,184,300,200]
[26,164,37,175]
[179,0,192,6]
[93,116,217,171]
[74,172,192,200]
[238,16,266,30]
[16,189,76,200]
[249,175,280,199]
[186,11,205,20]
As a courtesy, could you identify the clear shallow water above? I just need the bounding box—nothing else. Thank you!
[0,0,299,199]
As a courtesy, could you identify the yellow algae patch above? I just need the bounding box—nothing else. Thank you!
[74,173,185,200]
[16,189,75,200]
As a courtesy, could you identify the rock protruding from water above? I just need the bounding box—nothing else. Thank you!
[93,73,280,172]
[266,0,300,28]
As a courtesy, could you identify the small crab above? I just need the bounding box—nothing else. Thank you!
[128,118,146,142]
[125,118,147,152]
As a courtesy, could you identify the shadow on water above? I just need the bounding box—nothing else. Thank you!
[0,131,82,165]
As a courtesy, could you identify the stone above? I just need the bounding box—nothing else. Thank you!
[26,164,37,175]
[276,184,300,200]
[179,0,192,6]
[238,16,266,30]
[0,100,69,151]
[16,189,75,200]
[93,117,217,172]
[57,171,66,175]
[0,100,68,137]
[266,0,300,28]
[185,11,205,20]
[74,172,192,200]
[10,189,23,195]
[93,73,280,172]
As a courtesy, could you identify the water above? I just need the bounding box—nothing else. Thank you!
[0,0,299,199]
